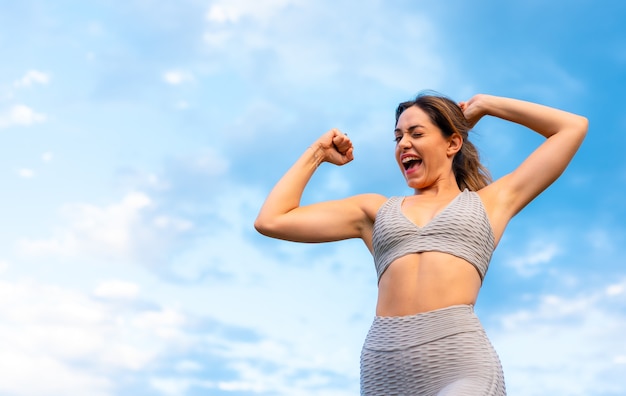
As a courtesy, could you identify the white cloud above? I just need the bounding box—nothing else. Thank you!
[39,191,151,256]
[204,334,360,396]
[153,215,193,231]
[162,70,194,85]
[206,5,238,24]
[42,151,54,162]
[0,278,198,395]
[133,308,187,340]
[149,377,214,396]
[13,70,50,87]
[0,260,8,273]
[18,168,34,178]
[0,105,47,128]
[0,352,112,396]
[205,0,301,24]
[491,280,626,396]
[17,192,193,262]
[506,239,561,276]
[606,282,625,296]
[93,280,140,300]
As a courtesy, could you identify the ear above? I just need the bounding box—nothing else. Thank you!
[446,133,463,157]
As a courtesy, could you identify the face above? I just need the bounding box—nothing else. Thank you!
[394,106,460,190]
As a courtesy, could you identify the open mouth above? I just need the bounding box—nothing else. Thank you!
[401,155,422,171]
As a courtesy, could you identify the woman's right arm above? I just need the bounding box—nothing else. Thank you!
[254,129,384,244]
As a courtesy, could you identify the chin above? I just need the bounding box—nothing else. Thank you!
[407,174,437,189]
[405,179,425,190]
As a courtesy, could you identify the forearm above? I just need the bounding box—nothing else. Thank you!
[479,95,588,139]
[255,144,325,230]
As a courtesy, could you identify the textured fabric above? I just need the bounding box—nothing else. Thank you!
[360,305,506,396]
[372,189,495,282]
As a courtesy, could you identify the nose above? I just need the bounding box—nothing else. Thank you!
[397,132,411,149]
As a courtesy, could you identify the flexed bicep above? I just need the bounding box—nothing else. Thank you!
[256,194,385,244]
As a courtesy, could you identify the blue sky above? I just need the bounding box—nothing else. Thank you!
[0,0,625,395]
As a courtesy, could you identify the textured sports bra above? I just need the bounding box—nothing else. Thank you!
[372,189,495,283]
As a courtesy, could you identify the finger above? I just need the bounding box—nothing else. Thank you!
[345,147,354,162]
[335,138,352,153]
[332,130,349,140]
[332,134,350,148]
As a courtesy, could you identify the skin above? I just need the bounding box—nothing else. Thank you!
[255,94,588,317]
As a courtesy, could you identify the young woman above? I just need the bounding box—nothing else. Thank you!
[255,92,587,395]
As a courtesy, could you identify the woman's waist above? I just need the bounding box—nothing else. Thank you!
[364,304,484,352]
[375,294,478,317]
[375,265,481,316]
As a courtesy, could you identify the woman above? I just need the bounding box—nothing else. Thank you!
[254,92,587,395]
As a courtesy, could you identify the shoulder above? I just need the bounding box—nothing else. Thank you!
[348,193,389,221]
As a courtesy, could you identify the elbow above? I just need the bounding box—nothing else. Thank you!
[254,216,275,237]
[565,115,588,146]
[255,215,292,240]
[254,217,268,235]
[576,115,589,138]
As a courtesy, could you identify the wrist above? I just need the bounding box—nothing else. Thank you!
[473,94,492,116]
[307,143,325,169]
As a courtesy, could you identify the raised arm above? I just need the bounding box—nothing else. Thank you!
[254,129,385,246]
[461,95,588,234]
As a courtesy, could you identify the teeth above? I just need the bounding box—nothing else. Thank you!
[402,156,420,163]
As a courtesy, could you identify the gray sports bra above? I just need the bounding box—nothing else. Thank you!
[372,189,495,283]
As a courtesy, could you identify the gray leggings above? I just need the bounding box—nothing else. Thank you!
[360,305,506,396]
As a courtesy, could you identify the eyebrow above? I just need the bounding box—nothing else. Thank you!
[394,124,425,134]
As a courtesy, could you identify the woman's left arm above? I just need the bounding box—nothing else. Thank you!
[461,94,588,220]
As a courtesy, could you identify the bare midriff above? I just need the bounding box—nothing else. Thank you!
[375,251,482,317]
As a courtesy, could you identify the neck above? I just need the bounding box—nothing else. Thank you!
[411,177,461,197]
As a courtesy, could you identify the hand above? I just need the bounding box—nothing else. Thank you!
[313,128,354,166]
[459,94,489,129]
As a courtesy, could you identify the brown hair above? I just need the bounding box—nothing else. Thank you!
[395,91,492,191]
